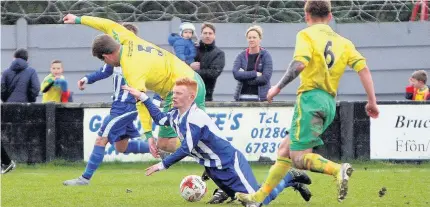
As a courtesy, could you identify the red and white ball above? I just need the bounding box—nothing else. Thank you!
[179,175,207,202]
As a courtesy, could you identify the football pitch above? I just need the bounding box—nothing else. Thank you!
[1,161,429,207]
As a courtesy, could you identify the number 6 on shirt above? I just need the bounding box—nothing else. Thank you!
[324,41,335,68]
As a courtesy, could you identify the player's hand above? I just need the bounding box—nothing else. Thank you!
[147,137,160,158]
[366,102,379,119]
[257,72,262,77]
[63,14,77,24]
[77,78,86,90]
[122,85,143,99]
[190,62,200,70]
[145,164,160,176]
[267,85,281,103]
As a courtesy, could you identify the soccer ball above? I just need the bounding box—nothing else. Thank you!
[179,175,207,202]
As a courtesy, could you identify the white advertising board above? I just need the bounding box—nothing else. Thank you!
[83,106,294,162]
[370,105,430,160]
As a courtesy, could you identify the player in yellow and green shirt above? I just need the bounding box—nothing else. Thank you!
[41,60,71,103]
[62,14,206,158]
[236,0,380,204]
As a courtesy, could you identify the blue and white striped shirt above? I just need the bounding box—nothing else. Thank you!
[142,99,237,169]
[86,64,136,104]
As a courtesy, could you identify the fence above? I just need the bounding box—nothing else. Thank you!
[2,19,429,102]
[2,101,429,163]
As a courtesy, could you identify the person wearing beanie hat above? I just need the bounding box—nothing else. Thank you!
[180,22,195,38]
[168,22,197,65]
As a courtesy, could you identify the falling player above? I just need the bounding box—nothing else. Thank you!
[62,14,206,160]
[236,0,379,203]
[123,77,312,207]
[63,22,150,186]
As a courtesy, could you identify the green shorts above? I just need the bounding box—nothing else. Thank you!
[289,89,336,151]
[158,73,206,138]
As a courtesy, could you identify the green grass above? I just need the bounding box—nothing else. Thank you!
[2,161,430,207]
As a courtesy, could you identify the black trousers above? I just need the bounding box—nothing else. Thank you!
[1,145,12,165]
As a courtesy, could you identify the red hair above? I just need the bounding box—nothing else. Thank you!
[175,77,197,96]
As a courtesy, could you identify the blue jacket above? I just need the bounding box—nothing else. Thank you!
[232,49,273,101]
[168,33,196,65]
[1,58,40,102]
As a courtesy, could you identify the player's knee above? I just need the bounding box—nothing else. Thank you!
[156,139,168,150]
[114,145,127,153]
[277,146,290,158]
[157,138,177,152]
[290,154,305,169]
[292,159,303,169]
[95,137,108,146]
[277,137,290,158]
[114,139,129,153]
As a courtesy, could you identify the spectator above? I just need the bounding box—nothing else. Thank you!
[158,22,198,106]
[41,60,71,103]
[191,22,225,101]
[1,48,40,103]
[168,22,197,65]
[233,25,273,102]
[406,70,429,101]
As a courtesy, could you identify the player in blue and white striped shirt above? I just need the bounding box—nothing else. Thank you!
[123,77,312,206]
[63,23,154,186]
[63,64,151,186]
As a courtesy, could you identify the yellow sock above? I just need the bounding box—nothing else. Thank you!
[254,156,292,202]
[175,138,181,149]
[302,153,340,176]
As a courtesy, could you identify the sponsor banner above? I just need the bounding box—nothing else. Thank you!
[84,107,294,162]
[370,105,430,160]
[206,107,293,161]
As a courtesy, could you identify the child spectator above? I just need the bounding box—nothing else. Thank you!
[168,22,197,65]
[41,60,71,103]
[154,22,197,105]
[405,70,429,101]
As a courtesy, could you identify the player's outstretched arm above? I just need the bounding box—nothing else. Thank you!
[63,14,134,44]
[63,14,77,24]
[146,122,202,176]
[86,64,114,84]
[145,162,165,176]
[358,67,379,119]
[267,60,305,103]
[122,85,172,126]
[78,64,114,90]
[145,147,189,176]
[157,122,202,173]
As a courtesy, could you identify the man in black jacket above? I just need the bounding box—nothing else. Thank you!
[190,23,225,101]
[1,49,40,103]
